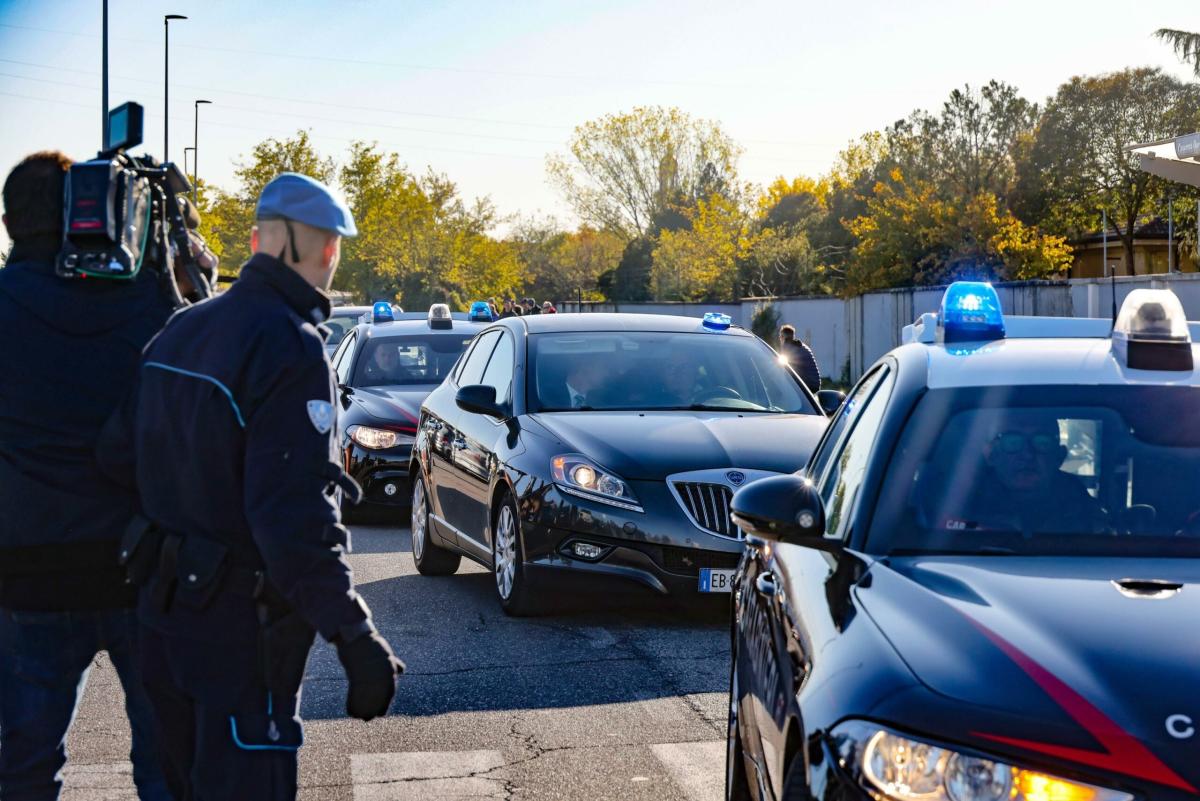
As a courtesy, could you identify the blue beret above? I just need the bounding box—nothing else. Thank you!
[255,173,357,237]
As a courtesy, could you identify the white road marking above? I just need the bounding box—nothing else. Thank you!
[350,749,508,800]
[62,762,136,801]
[650,741,726,801]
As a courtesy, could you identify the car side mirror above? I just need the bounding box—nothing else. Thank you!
[731,474,831,547]
[816,389,846,417]
[339,383,354,397]
[456,384,505,419]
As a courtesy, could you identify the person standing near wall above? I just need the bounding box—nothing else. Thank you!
[777,324,821,393]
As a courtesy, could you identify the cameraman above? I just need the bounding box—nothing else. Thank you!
[0,152,172,800]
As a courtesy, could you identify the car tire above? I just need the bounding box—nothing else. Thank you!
[492,491,541,616]
[726,650,753,801]
[780,753,809,801]
[411,475,460,576]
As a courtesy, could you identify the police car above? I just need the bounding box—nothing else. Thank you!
[725,282,1200,801]
[325,304,400,356]
[331,302,485,520]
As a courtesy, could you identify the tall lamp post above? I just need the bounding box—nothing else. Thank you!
[192,99,211,203]
[102,0,109,148]
[183,147,195,185]
[163,14,187,160]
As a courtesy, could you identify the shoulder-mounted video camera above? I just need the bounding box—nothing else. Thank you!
[57,102,214,307]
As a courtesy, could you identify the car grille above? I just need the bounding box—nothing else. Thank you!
[672,481,738,538]
[659,546,740,576]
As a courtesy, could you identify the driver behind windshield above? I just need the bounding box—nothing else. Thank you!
[363,345,409,385]
[949,412,1106,535]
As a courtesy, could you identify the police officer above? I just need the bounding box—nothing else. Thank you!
[99,173,403,800]
[0,152,172,801]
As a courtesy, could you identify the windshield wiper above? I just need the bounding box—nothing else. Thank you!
[684,403,772,412]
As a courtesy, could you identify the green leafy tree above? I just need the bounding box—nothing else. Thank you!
[547,106,742,240]
[1021,68,1200,270]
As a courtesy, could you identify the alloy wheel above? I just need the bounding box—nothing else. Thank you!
[494,505,517,600]
[411,480,427,561]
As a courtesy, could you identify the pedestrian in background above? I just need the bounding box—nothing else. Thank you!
[523,297,541,315]
[99,173,403,801]
[0,152,173,800]
[542,300,557,314]
[499,298,518,319]
[778,323,821,393]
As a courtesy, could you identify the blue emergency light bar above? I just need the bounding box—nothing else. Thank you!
[372,301,394,324]
[939,282,1005,343]
[703,312,732,331]
[469,301,493,322]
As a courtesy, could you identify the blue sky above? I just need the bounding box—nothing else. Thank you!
[0,0,1195,252]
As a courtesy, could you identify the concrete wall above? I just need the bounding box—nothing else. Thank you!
[558,272,1200,384]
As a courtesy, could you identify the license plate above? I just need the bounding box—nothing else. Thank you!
[698,568,735,593]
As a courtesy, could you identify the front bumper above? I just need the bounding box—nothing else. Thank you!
[516,479,746,597]
[345,442,413,508]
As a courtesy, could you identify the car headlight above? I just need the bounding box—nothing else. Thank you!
[348,425,412,450]
[832,722,1132,801]
[551,454,642,512]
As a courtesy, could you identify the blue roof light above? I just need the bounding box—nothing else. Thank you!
[372,301,395,324]
[469,301,493,322]
[939,281,1005,344]
[702,312,732,331]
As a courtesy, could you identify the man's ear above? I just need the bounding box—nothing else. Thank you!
[250,225,260,253]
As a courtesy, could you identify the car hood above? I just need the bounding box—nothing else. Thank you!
[349,386,434,427]
[526,411,826,480]
[860,556,1200,791]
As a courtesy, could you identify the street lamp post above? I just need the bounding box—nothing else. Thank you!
[102,0,109,148]
[163,14,187,160]
[192,99,211,203]
[183,147,195,184]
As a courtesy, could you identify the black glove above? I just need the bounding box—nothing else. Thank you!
[336,629,404,721]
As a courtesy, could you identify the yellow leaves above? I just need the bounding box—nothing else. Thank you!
[651,193,751,301]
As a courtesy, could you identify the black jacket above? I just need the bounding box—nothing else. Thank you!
[780,337,821,394]
[0,237,173,610]
[99,253,370,645]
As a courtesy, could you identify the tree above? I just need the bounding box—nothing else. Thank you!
[887,81,1037,203]
[547,107,742,240]
[1022,68,1200,270]
[197,130,334,271]
[651,194,750,300]
[598,237,654,301]
[1156,28,1200,77]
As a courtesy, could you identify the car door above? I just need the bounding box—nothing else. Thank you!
[332,330,358,447]
[742,366,895,799]
[453,329,515,561]
[438,329,501,539]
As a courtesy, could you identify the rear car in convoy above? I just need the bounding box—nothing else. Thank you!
[331,303,483,520]
[409,312,842,615]
[725,282,1200,801]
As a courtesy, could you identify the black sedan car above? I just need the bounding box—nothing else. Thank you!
[330,304,484,519]
[725,283,1200,801]
[408,312,839,615]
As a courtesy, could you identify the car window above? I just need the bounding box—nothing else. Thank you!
[334,331,357,386]
[819,368,894,541]
[325,313,364,349]
[457,330,501,387]
[526,331,815,413]
[808,367,886,484]
[351,334,475,388]
[868,385,1200,557]
[479,332,514,406]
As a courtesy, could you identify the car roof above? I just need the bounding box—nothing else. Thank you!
[357,318,487,341]
[901,337,1200,389]
[513,312,753,336]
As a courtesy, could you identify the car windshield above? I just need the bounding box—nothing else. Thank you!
[325,312,365,348]
[353,334,473,388]
[527,331,816,413]
[868,385,1200,557]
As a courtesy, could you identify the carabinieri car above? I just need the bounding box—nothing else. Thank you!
[409,312,843,615]
[725,281,1200,801]
[331,303,484,520]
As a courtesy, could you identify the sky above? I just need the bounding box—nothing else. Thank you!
[0,0,1195,253]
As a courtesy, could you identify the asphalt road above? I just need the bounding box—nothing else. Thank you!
[62,524,732,800]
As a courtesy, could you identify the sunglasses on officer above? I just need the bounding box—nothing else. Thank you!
[991,431,1059,455]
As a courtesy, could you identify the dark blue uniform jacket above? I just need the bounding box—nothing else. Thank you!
[100,254,367,671]
[0,238,172,610]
